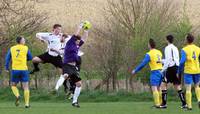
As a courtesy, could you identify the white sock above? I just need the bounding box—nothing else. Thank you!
[55,75,65,90]
[72,86,81,103]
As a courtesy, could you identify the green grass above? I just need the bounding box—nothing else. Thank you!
[0,102,199,114]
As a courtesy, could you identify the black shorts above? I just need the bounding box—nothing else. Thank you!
[63,64,81,83]
[37,52,63,68]
[163,65,181,85]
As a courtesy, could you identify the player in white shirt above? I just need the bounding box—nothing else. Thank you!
[160,35,187,109]
[30,24,63,75]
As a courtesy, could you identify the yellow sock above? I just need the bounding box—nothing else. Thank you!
[159,91,162,105]
[24,90,30,106]
[11,86,20,98]
[195,87,200,102]
[186,90,192,108]
[153,91,160,106]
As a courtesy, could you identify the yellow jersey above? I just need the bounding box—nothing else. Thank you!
[10,45,29,70]
[182,44,200,74]
[147,49,163,71]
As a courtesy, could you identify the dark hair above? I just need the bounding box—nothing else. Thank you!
[149,38,156,48]
[16,36,22,44]
[166,35,174,43]
[73,35,81,40]
[53,24,62,29]
[62,34,68,38]
[186,33,194,44]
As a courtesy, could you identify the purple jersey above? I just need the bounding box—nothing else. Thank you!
[63,35,84,64]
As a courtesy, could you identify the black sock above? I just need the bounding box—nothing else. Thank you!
[178,90,186,106]
[33,63,39,70]
[162,90,167,105]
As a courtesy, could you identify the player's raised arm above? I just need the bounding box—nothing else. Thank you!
[5,49,11,71]
[74,23,83,36]
[132,54,150,75]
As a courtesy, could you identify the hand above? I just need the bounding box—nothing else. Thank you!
[84,30,89,33]
[5,69,9,73]
[78,22,84,29]
[156,60,162,63]
[131,70,136,76]
[40,40,45,43]
[176,73,180,79]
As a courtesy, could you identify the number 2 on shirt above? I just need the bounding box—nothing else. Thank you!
[192,51,196,60]
[16,50,20,58]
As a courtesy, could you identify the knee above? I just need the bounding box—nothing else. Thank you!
[32,57,41,63]
[11,83,17,86]
[174,84,182,90]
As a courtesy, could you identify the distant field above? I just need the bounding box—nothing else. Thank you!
[35,0,200,28]
[0,102,199,114]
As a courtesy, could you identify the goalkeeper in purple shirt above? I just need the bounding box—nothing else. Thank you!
[55,22,89,108]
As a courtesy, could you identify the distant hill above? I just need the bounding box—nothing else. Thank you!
[35,0,200,31]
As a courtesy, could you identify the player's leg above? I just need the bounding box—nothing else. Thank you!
[55,68,66,91]
[22,82,30,108]
[30,56,43,74]
[174,84,187,108]
[193,74,200,108]
[173,69,187,108]
[30,52,50,74]
[21,70,30,108]
[63,79,68,93]
[160,70,169,108]
[52,56,66,91]
[10,70,20,106]
[72,80,81,108]
[150,71,162,108]
[160,82,167,108]
[184,74,193,110]
[151,86,160,107]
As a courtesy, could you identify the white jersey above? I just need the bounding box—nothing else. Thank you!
[60,36,71,57]
[162,44,179,72]
[36,32,62,56]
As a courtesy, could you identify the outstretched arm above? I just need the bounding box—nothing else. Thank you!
[74,23,83,36]
[132,54,150,74]
[36,32,49,42]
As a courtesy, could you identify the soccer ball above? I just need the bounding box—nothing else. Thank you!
[82,21,92,30]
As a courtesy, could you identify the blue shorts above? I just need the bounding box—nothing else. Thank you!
[184,74,200,84]
[11,70,29,83]
[150,70,163,86]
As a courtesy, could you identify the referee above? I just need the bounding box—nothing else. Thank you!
[160,35,187,109]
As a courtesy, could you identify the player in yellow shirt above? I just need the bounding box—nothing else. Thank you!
[5,36,32,108]
[178,33,200,110]
[132,39,163,108]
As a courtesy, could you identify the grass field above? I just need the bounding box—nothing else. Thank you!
[0,102,199,114]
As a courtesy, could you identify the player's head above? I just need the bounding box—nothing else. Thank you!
[61,34,68,42]
[53,24,62,35]
[16,36,25,45]
[186,33,194,44]
[166,34,174,44]
[148,38,156,49]
[74,35,81,45]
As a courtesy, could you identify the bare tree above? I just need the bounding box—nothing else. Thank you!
[0,0,47,85]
